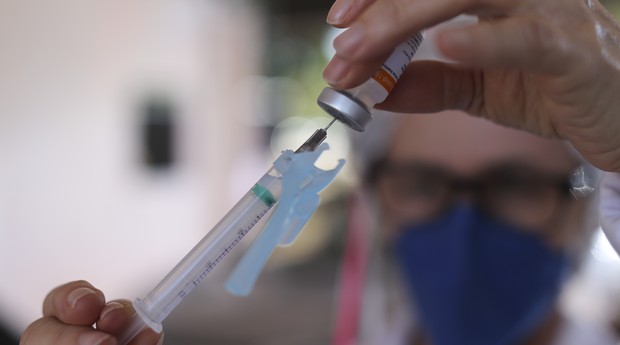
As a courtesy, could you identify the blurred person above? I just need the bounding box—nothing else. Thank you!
[340,111,615,345]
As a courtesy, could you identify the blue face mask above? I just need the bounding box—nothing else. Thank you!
[393,205,568,345]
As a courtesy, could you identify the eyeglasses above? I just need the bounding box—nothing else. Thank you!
[370,160,577,229]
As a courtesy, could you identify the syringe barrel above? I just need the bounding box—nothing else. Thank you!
[132,167,283,330]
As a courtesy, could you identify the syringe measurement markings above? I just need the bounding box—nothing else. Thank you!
[190,212,266,286]
[176,207,272,299]
[179,215,263,298]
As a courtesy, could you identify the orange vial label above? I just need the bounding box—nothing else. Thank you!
[372,68,397,93]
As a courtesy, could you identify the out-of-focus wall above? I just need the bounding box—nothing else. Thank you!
[0,0,266,333]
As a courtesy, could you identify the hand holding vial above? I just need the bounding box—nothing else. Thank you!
[324,0,620,173]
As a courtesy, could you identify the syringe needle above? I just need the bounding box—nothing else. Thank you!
[324,118,337,131]
[295,118,338,153]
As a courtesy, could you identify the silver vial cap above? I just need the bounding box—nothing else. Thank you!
[317,87,372,132]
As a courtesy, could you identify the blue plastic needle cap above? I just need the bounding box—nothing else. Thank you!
[225,144,345,296]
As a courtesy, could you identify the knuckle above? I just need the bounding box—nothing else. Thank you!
[520,17,590,73]
[521,19,557,53]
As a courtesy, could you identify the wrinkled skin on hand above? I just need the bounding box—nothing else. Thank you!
[324,0,620,172]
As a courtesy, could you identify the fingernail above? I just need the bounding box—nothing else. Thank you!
[100,302,124,321]
[68,287,99,309]
[79,332,111,345]
[323,57,350,85]
[334,26,365,57]
[327,0,350,25]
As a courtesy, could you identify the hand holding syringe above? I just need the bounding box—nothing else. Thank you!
[118,120,343,345]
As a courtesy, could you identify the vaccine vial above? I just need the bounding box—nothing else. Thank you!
[318,32,424,132]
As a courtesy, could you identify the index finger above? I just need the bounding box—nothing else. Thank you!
[42,280,106,326]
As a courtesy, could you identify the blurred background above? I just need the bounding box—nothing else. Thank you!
[1,0,620,344]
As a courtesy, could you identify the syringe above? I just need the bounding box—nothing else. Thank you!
[118,121,339,345]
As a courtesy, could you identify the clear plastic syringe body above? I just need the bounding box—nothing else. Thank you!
[317,32,424,132]
[118,167,283,345]
[118,128,329,345]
